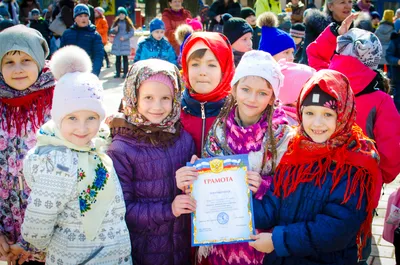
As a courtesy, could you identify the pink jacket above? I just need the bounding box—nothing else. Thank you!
[307,25,400,205]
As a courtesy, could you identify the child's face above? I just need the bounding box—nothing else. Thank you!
[302,105,337,143]
[32,14,39,20]
[60,110,101,147]
[245,15,256,26]
[137,81,173,124]
[188,49,222,94]
[152,29,165,41]
[119,13,126,20]
[273,48,295,63]
[232,32,253,53]
[292,36,303,45]
[1,51,38,91]
[233,76,274,127]
[372,18,379,26]
[75,14,89,27]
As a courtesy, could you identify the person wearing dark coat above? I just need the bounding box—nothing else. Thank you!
[386,31,400,112]
[29,8,51,48]
[52,0,74,29]
[60,4,103,76]
[208,0,241,32]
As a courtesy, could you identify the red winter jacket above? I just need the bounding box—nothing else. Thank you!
[162,8,192,56]
[307,26,400,203]
[180,110,216,158]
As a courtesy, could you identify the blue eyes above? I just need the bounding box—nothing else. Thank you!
[68,116,97,121]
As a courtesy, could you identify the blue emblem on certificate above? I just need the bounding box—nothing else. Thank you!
[217,212,229,225]
[189,154,255,246]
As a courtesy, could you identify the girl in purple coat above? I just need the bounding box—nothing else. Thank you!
[107,59,196,265]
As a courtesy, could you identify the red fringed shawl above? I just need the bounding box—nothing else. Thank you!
[273,70,380,258]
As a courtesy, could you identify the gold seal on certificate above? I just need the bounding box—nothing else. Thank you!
[189,154,255,246]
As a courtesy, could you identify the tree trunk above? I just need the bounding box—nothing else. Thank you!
[160,0,168,12]
[145,0,157,24]
[185,1,199,17]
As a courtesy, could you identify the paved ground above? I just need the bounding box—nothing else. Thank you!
[0,60,398,265]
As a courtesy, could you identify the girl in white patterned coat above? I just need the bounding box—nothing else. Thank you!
[21,46,132,265]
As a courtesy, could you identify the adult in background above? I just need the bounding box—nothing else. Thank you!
[208,0,241,32]
[300,0,352,65]
[19,0,41,24]
[375,10,395,71]
[395,9,400,33]
[286,0,306,24]
[353,0,375,13]
[60,4,103,76]
[52,0,74,29]
[1,0,19,25]
[254,0,281,17]
[162,0,191,56]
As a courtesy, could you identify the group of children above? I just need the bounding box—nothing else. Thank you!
[0,9,400,265]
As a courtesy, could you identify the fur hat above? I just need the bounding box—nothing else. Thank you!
[50,46,105,127]
[73,4,90,19]
[222,14,253,45]
[337,28,382,70]
[116,6,128,16]
[186,18,203,31]
[0,25,49,71]
[231,50,284,98]
[258,12,296,56]
[150,18,165,33]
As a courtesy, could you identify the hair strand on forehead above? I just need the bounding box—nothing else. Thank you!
[187,48,208,62]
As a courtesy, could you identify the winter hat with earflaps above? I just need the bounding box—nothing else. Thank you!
[336,28,382,70]
[231,50,284,98]
[50,45,105,127]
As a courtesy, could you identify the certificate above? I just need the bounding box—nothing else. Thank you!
[189,154,255,246]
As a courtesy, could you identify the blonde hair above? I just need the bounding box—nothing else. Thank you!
[174,24,194,45]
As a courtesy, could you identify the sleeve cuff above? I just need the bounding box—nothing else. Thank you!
[329,22,339,37]
[272,226,290,257]
[254,175,272,200]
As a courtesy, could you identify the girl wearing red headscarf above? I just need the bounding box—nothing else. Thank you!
[249,69,380,265]
[180,32,234,157]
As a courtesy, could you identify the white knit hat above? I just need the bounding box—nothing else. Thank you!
[231,50,284,98]
[50,46,105,127]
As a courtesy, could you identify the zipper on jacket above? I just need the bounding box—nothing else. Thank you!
[200,102,206,153]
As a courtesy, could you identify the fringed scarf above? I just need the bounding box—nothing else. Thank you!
[181,32,234,102]
[273,70,380,258]
[0,64,55,135]
[111,59,183,145]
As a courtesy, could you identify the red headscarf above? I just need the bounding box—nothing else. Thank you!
[181,32,234,102]
[274,69,380,257]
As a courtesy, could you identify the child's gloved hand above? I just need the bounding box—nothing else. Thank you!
[0,234,10,259]
[171,194,197,217]
[175,155,199,193]
[247,171,262,193]
[249,233,275,254]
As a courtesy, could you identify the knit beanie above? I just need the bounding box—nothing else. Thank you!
[186,17,203,31]
[150,18,165,33]
[140,73,174,95]
[279,59,316,104]
[116,6,128,16]
[231,50,284,98]
[258,12,296,56]
[290,23,305,38]
[50,46,105,127]
[370,11,381,20]
[240,7,256,19]
[301,85,337,111]
[73,4,90,18]
[337,28,382,70]
[30,8,40,16]
[94,7,105,15]
[383,9,394,23]
[0,25,49,71]
[222,14,253,45]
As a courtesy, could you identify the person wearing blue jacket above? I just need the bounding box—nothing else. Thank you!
[60,4,103,76]
[249,70,380,265]
[134,18,177,66]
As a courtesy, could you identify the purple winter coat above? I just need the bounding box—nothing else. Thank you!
[107,129,195,265]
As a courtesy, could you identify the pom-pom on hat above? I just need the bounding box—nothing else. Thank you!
[73,4,90,18]
[231,50,284,98]
[94,7,105,15]
[186,17,203,31]
[150,18,165,33]
[50,46,105,127]
[222,14,253,45]
[278,59,316,104]
[0,25,49,71]
[258,12,295,56]
[336,28,382,70]
[116,6,128,16]
[290,23,305,38]
[240,7,256,19]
